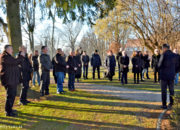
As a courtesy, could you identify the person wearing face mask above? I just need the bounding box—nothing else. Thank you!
[120,51,129,85]
[151,49,161,83]
[0,45,24,116]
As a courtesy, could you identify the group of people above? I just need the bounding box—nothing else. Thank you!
[0,43,180,117]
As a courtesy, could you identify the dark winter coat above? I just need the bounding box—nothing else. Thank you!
[151,54,161,72]
[174,53,180,73]
[32,55,39,71]
[116,52,122,67]
[75,54,82,78]
[158,50,177,81]
[82,55,89,66]
[40,53,52,72]
[105,55,116,76]
[142,55,150,69]
[91,54,102,67]
[53,53,67,73]
[0,51,23,86]
[67,55,77,74]
[18,53,33,82]
[132,55,142,73]
[120,55,129,73]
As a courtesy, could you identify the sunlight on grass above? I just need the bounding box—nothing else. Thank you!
[0,83,162,130]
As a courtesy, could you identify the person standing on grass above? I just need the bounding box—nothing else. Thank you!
[82,51,90,79]
[105,50,116,81]
[54,48,67,94]
[18,46,33,105]
[158,44,177,109]
[52,50,58,84]
[66,51,78,91]
[142,51,150,80]
[75,49,82,83]
[32,50,40,87]
[91,50,102,79]
[120,51,129,85]
[173,49,180,85]
[151,49,161,83]
[116,48,123,81]
[138,51,144,82]
[0,45,24,116]
[132,51,141,84]
[40,46,52,96]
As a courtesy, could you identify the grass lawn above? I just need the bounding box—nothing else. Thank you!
[0,83,162,130]
[81,68,180,93]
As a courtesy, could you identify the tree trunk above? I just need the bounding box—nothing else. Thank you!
[6,0,22,54]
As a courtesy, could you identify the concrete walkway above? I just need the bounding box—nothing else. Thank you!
[75,83,167,102]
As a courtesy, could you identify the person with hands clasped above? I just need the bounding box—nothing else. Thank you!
[66,51,78,91]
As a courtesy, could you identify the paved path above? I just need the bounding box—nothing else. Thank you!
[75,83,167,102]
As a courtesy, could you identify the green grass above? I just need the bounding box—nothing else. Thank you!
[80,68,180,93]
[0,83,162,130]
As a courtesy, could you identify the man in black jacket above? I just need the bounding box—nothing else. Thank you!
[142,51,150,80]
[158,44,177,109]
[66,51,77,91]
[82,51,89,79]
[151,49,161,83]
[32,50,40,87]
[91,50,102,79]
[40,46,52,96]
[0,45,24,116]
[116,48,123,81]
[54,48,66,94]
[18,46,33,105]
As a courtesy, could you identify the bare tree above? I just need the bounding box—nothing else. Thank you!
[59,22,82,51]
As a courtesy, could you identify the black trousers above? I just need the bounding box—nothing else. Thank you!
[20,80,30,102]
[93,66,100,79]
[40,71,50,94]
[134,72,139,83]
[5,85,17,114]
[154,70,160,82]
[118,65,121,80]
[83,65,88,79]
[161,80,174,106]
[121,72,128,84]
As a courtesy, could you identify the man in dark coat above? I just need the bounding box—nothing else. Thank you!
[158,44,177,109]
[66,51,78,91]
[32,50,40,86]
[91,50,102,79]
[105,50,116,81]
[132,51,141,84]
[173,49,180,85]
[138,51,144,81]
[40,46,52,96]
[75,49,82,82]
[116,48,123,81]
[18,46,33,105]
[82,51,89,79]
[54,48,67,94]
[120,51,129,84]
[151,49,161,83]
[0,45,24,116]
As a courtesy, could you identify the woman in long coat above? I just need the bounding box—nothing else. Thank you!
[105,50,116,81]
[75,49,82,82]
